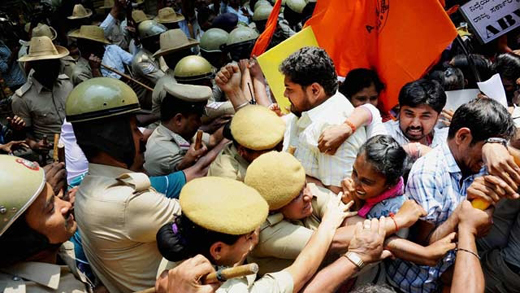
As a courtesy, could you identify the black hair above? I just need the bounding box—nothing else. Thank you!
[156,214,241,262]
[398,79,446,114]
[340,68,384,98]
[448,98,515,144]
[160,93,207,122]
[451,54,492,88]
[0,213,60,267]
[358,135,408,187]
[443,67,465,91]
[279,47,338,96]
[492,53,520,82]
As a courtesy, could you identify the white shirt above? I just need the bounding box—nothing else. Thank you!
[100,13,129,49]
[283,92,367,186]
[384,119,448,148]
[101,44,133,80]
[59,120,89,183]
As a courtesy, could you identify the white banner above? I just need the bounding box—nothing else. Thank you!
[460,0,520,43]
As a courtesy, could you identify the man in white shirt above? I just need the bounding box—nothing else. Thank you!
[384,79,448,149]
[280,47,367,194]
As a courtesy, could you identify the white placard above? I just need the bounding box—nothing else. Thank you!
[460,0,520,43]
[444,89,481,111]
[477,73,509,108]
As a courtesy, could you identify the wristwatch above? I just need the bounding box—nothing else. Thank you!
[344,251,365,270]
[485,137,508,148]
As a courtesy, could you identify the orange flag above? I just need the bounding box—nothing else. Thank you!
[251,0,283,56]
[305,0,457,111]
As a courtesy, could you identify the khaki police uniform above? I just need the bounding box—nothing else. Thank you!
[11,72,71,140]
[247,183,335,275]
[0,242,93,292]
[71,57,92,86]
[144,124,190,176]
[207,142,249,181]
[157,177,293,293]
[131,48,165,110]
[75,164,181,293]
[157,258,294,293]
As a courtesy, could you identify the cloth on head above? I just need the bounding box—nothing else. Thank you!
[72,115,136,168]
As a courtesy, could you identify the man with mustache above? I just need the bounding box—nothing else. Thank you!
[384,79,447,150]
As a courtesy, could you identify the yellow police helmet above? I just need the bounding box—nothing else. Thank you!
[66,77,141,123]
[0,155,45,236]
[173,55,214,83]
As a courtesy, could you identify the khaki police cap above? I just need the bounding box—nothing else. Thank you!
[68,25,110,44]
[245,151,306,210]
[180,177,269,235]
[0,155,45,236]
[230,105,285,151]
[68,4,93,20]
[162,82,212,103]
[153,29,199,58]
[18,36,69,62]
[31,23,58,40]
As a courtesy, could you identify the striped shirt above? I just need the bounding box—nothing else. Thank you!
[283,92,367,187]
[387,143,486,293]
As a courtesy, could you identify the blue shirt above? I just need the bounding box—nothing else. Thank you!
[149,171,186,199]
[101,45,133,80]
[386,143,486,293]
[0,41,26,88]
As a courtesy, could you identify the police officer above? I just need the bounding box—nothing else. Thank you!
[155,176,353,292]
[66,77,181,292]
[199,28,230,69]
[173,55,235,121]
[131,20,167,110]
[221,26,258,62]
[0,155,92,292]
[68,25,110,85]
[252,3,273,33]
[144,82,211,176]
[12,36,72,155]
[208,105,285,181]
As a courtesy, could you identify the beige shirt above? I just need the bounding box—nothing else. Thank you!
[70,57,92,86]
[144,124,190,176]
[75,163,181,293]
[248,184,335,275]
[131,49,165,110]
[208,143,249,181]
[11,72,71,140]
[0,242,92,293]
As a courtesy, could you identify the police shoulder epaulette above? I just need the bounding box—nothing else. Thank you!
[14,81,32,97]
[116,172,151,192]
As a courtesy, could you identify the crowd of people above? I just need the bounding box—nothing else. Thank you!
[0,0,520,292]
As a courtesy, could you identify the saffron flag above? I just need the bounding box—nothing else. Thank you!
[305,0,457,111]
[251,0,283,56]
